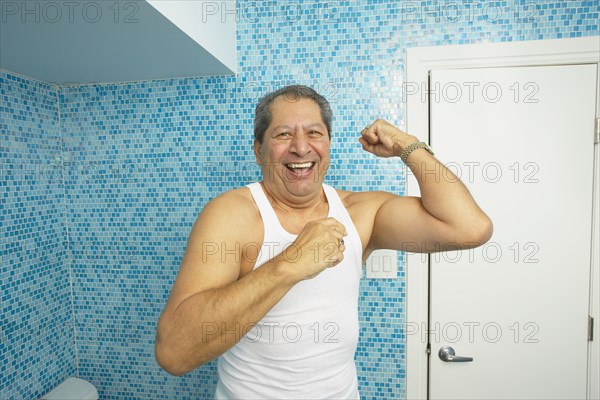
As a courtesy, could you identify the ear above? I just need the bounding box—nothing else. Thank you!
[253,139,262,164]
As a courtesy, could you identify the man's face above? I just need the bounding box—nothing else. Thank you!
[254,96,331,201]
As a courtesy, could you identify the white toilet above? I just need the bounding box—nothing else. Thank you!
[40,377,99,400]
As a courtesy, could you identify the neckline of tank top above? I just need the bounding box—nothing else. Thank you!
[254,182,335,239]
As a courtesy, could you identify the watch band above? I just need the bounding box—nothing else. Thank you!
[400,141,434,163]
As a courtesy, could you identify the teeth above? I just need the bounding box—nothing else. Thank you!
[287,162,313,169]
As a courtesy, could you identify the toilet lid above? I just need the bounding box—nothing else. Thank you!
[41,377,99,400]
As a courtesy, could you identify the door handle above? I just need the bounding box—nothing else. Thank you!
[438,345,474,362]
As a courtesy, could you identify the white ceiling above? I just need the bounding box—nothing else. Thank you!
[0,0,236,84]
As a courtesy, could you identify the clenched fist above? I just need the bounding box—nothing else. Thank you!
[277,217,347,282]
[359,119,418,158]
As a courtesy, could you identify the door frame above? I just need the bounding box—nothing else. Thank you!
[405,36,600,399]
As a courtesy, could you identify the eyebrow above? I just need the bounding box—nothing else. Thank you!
[271,123,326,132]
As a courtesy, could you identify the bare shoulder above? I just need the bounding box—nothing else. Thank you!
[206,186,256,212]
[192,186,262,243]
[166,187,262,308]
[204,187,258,218]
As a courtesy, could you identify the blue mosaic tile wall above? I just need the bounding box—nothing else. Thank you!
[0,73,76,398]
[1,0,598,399]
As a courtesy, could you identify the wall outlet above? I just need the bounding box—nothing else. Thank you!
[365,249,398,279]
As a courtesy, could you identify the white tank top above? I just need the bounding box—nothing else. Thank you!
[215,182,362,399]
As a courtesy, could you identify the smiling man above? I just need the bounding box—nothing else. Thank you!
[155,85,493,399]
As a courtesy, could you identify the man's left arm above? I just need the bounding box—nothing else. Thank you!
[359,119,493,253]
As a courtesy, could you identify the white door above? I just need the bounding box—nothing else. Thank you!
[429,64,597,399]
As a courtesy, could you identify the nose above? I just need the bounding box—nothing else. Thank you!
[289,133,311,157]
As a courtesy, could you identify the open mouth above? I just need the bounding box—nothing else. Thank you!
[284,162,316,176]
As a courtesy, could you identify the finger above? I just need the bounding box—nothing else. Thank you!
[332,242,345,258]
[330,252,344,267]
[360,125,379,144]
[322,217,346,233]
[331,224,347,238]
[360,123,371,134]
[359,128,369,140]
[329,218,347,234]
[358,137,370,151]
[336,246,346,262]
[322,217,341,225]
[337,223,348,237]
[327,234,344,251]
[328,235,344,247]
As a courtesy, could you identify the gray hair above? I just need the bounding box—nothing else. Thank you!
[253,85,333,143]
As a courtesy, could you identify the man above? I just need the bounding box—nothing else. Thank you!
[155,85,492,398]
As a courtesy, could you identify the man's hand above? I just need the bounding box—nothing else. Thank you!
[277,217,347,282]
[359,119,418,158]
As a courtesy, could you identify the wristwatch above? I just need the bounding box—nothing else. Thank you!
[400,141,434,163]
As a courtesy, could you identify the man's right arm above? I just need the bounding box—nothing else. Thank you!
[154,190,346,376]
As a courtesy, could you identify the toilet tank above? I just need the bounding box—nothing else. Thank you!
[40,377,99,400]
